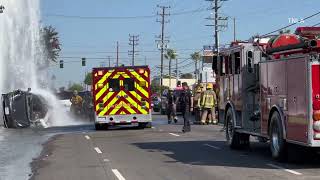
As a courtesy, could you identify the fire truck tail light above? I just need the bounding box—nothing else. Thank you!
[138,69,145,74]
[313,110,320,121]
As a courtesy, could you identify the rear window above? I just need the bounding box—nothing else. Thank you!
[109,79,120,91]
[124,78,135,91]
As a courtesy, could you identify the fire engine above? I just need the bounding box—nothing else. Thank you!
[92,66,152,130]
[215,27,320,161]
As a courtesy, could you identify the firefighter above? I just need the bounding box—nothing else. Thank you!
[193,85,202,124]
[70,90,83,116]
[179,82,193,133]
[166,88,178,124]
[200,83,217,125]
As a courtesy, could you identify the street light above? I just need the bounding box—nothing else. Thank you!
[0,5,4,13]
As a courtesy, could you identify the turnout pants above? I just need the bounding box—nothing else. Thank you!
[201,107,216,124]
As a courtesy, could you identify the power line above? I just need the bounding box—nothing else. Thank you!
[45,7,209,20]
[260,10,320,37]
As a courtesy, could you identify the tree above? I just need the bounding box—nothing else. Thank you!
[164,49,177,87]
[41,26,61,63]
[84,73,92,85]
[190,52,201,81]
[180,73,193,79]
[68,83,84,92]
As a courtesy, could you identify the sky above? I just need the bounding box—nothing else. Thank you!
[41,0,320,88]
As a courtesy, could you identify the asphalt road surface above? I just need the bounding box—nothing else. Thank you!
[23,113,320,180]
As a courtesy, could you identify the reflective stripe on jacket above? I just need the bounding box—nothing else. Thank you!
[200,90,216,108]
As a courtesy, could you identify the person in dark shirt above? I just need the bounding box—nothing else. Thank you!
[166,89,177,124]
[178,82,193,133]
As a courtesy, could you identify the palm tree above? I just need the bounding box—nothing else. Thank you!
[164,49,177,88]
[191,52,201,81]
[41,26,61,63]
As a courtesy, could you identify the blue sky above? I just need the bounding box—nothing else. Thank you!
[41,0,320,88]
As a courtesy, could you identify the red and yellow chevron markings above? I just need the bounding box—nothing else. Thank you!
[93,67,151,117]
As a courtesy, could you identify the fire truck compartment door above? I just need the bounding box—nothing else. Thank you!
[108,79,122,111]
[286,58,308,143]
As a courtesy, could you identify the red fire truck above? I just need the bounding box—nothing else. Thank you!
[216,27,320,161]
[92,66,152,130]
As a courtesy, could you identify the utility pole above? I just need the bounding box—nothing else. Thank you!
[107,56,111,67]
[116,41,119,67]
[176,59,178,85]
[233,17,236,41]
[144,56,147,65]
[128,34,139,66]
[156,5,170,95]
[206,0,228,68]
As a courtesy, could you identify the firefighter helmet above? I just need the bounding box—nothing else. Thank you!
[206,83,213,90]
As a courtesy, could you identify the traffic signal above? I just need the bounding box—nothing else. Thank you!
[59,60,64,68]
[82,58,86,66]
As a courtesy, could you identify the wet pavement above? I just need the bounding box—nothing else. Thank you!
[0,123,94,180]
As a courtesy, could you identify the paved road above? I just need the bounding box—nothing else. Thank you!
[31,113,320,180]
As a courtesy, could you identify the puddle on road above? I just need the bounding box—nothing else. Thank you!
[0,124,93,180]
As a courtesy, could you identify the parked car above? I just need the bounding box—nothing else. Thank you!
[152,96,161,112]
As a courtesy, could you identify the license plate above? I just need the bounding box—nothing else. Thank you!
[132,122,138,126]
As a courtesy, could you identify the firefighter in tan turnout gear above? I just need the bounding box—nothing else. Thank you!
[200,83,217,125]
[70,90,83,115]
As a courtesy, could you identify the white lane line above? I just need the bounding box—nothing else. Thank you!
[112,169,126,180]
[84,135,90,140]
[94,147,102,154]
[203,144,221,150]
[169,133,180,137]
[266,163,302,175]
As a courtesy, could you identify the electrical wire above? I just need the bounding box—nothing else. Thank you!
[45,7,209,20]
[260,10,320,37]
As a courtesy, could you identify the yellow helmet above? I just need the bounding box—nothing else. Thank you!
[206,83,213,89]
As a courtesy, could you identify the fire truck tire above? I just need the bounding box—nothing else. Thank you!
[270,112,287,161]
[139,122,152,129]
[226,108,245,149]
[95,123,103,130]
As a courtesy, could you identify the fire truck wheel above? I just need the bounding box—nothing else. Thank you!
[138,122,152,129]
[95,123,104,130]
[226,109,242,149]
[270,112,287,161]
